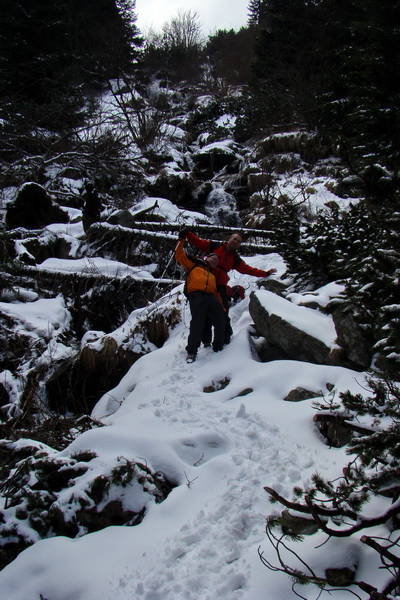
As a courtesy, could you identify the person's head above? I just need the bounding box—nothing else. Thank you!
[226,233,243,252]
[204,253,219,269]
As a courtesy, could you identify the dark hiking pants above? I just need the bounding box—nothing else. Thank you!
[186,291,226,355]
[202,285,232,345]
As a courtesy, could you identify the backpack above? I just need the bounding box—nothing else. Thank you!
[228,285,245,303]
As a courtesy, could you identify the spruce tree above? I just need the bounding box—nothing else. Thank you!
[247,0,269,26]
[317,0,400,200]
[0,0,142,130]
[244,0,326,133]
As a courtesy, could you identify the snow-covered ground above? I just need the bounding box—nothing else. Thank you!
[0,241,384,600]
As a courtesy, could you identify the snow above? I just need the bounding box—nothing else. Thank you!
[0,295,71,336]
[216,114,237,128]
[129,197,208,225]
[254,289,338,347]
[286,280,346,307]
[196,139,241,154]
[36,257,156,280]
[0,242,385,600]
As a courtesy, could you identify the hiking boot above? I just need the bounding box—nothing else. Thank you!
[186,353,196,363]
[212,343,223,352]
[203,343,211,348]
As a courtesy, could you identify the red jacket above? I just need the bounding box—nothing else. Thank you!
[186,231,271,287]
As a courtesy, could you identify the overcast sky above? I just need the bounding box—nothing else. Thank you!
[135,0,249,36]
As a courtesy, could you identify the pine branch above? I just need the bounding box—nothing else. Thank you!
[360,536,400,569]
[303,495,400,538]
[264,485,358,520]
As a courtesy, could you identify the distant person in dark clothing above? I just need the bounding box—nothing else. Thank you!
[82,183,102,233]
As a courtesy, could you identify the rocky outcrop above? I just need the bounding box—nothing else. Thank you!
[258,278,288,297]
[284,387,323,402]
[249,289,372,371]
[313,413,374,448]
[6,183,69,230]
[331,305,372,370]
[254,131,329,164]
[193,141,243,178]
[249,290,340,366]
[147,170,197,207]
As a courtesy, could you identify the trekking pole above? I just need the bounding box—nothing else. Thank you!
[153,239,180,293]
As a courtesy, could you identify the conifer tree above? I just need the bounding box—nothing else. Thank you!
[0,0,142,129]
[244,0,326,133]
[317,0,400,200]
[344,209,400,377]
[262,376,400,597]
[247,0,269,26]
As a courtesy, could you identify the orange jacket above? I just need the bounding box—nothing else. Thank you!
[175,240,224,307]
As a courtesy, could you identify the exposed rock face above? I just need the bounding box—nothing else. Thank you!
[279,509,321,535]
[249,289,372,371]
[284,387,323,402]
[147,171,197,207]
[6,183,69,230]
[193,142,242,178]
[249,291,338,366]
[258,278,287,297]
[254,131,329,164]
[331,305,372,370]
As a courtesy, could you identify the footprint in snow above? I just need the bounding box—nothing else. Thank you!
[173,432,229,466]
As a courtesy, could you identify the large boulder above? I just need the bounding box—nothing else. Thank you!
[193,141,242,178]
[146,170,197,207]
[6,183,69,230]
[249,290,340,366]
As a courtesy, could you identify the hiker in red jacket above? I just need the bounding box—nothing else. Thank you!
[175,235,226,363]
[181,229,276,344]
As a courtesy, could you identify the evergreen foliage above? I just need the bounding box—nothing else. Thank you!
[187,96,245,142]
[318,0,400,200]
[0,437,174,567]
[0,0,142,130]
[276,200,400,375]
[243,0,326,132]
[244,0,400,200]
[247,0,269,26]
[263,377,400,597]
[205,27,255,87]
[343,209,400,376]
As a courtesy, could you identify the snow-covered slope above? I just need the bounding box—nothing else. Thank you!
[0,255,382,600]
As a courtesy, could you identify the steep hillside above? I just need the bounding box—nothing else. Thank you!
[0,78,399,598]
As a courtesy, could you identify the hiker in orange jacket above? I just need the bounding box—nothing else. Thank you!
[181,229,277,344]
[175,236,226,363]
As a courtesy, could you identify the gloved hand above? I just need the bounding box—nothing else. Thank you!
[178,227,190,240]
[267,268,277,276]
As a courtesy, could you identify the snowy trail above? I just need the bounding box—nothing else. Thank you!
[0,273,370,600]
[94,344,325,599]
